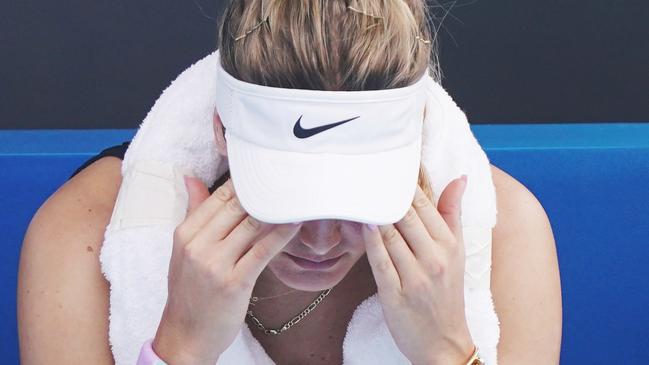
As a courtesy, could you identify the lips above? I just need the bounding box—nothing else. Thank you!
[286,253,344,270]
[288,253,342,263]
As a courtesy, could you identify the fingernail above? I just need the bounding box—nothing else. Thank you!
[366,224,378,231]
[183,175,191,189]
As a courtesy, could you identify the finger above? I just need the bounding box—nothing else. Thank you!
[220,213,276,264]
[394,205,444,262]
[377,224,420,285]
[411,182,456,245]
[235,223,303,282]
[190,192,265,255]
[184,175,211,216]
[361,224,401,293]
[437,175,468,245]
[181,178,240,241]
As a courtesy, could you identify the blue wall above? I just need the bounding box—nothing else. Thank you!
[2,123,648,364]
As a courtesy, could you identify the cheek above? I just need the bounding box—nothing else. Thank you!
[348,236,366,254]
[344,221,365,237]
[345,223,367,249]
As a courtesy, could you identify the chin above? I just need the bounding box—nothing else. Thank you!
[266,253,354,292]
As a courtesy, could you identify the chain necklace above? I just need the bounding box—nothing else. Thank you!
[249,288,299,303]
[246,287,333,335]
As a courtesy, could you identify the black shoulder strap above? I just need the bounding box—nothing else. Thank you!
[68,141,131,180]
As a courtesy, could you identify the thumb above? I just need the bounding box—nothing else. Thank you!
[437,175,468,243]
[183,175,211,216]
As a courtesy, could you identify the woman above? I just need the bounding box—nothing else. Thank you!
[17,0,562,364]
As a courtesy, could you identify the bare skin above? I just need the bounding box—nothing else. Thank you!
[244,252,377,364]
[17,148,561,364]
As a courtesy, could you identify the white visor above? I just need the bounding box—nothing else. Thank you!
[214,50,429,225]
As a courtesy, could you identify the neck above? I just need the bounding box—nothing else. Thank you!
[248,255,377,331]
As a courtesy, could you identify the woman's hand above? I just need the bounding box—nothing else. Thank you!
[361,175,475,365]
[152,177,302,365]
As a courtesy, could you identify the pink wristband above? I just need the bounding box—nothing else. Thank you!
[136,338,168,365]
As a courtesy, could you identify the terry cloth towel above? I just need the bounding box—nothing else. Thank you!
[101,49,501,364]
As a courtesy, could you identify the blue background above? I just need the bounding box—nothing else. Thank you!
[2,123,648,363]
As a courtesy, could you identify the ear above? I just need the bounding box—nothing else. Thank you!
[213,110,228,157]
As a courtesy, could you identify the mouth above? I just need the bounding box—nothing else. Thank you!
[285,253,344,270]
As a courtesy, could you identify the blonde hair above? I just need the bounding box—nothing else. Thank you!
[217,0,442,203]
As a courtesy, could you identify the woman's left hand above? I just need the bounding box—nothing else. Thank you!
[362,175,475,365]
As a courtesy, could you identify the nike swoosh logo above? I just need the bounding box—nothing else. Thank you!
[293,115,360,139]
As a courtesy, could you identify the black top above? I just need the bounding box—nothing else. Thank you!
[67,140,230,192]
[68,141,131,180]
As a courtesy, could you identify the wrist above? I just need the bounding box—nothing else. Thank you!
[152,322,220,365]
[137,339,168,365]
[413,346,475,365]
[414,331,475,365]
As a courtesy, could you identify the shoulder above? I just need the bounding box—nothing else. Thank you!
[490,164,551,235]
[488,164,562,365]
[18,156,121,364]
[23,154,123,259]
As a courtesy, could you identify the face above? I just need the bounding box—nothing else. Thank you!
[213,113,368,292]
[266,219,367,292]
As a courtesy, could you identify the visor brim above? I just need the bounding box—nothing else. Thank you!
[225,131,422,225]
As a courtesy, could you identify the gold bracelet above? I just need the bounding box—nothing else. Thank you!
[464,345,485,365]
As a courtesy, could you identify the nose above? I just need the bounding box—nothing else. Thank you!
[298,219,343,255]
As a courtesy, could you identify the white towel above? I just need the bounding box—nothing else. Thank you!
[100,49,500,364]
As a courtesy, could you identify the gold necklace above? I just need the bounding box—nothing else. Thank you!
[246,287,333,335]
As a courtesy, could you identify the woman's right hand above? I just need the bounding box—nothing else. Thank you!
[152,176,302,365]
